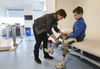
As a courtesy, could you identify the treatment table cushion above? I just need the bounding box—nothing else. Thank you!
[71,36,100,57]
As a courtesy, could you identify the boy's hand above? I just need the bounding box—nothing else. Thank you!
[61,36,66,40]
[61,32,71,37]
[61,32,67,37]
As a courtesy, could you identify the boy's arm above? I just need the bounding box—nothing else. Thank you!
[66,22,84,39]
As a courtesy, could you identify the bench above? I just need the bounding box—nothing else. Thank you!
[70,36,100,67]
[51,28,100,67]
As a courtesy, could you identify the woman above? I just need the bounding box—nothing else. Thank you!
[33,9,67,64]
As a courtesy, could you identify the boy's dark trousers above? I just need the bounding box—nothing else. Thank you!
[33,24,49,59]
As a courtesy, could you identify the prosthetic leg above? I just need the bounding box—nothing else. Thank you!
[44,35,62,54]
[44,33,71,54]
[44,33,75,68]
[55,38,75,69]
[55,45,68,68]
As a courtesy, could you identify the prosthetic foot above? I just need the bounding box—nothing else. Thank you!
[44,48,54,54]
[55,61,66,68]
[44,42,56,54]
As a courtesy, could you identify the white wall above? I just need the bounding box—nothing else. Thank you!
[74,0,100,37]
[0,4,44,35]
[56,0,75,29]
[33,10,43,20]
[44,1,46,13]
[56,0,100,37]
[24,5,44,34]
[0,4,7,17]
[46,0,75,29]
[1,0,99,37]
[46,0,56,13]
[24,5,34,34]
[0,4,7,36]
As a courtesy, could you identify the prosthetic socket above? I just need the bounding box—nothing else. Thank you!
[61,38,74,56]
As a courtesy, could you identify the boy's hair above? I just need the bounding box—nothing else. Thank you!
[73,6,83,14]
[56,9,67,19]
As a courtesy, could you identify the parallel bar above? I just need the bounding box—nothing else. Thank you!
[12,26,17,46]
[20,26,23,38]
[6,26,9,39]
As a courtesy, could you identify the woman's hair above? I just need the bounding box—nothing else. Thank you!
[56,9,67,19]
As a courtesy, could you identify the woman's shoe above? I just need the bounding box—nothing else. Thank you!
[34,58,41,64]
[44,55,54,59]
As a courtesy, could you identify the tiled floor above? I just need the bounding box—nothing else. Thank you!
[0,36,100,69]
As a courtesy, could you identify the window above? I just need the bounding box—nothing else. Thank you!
[7,9,24,17]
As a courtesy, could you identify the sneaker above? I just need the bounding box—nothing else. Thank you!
[55,61,66,68]
[44,55,54,59]
[44,48,54,54]
[34,58,41,64]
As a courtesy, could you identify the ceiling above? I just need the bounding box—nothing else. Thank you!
[0,0,46,10]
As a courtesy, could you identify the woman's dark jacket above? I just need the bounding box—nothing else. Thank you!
[33,13,60,35]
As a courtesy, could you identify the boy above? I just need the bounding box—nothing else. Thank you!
[55,6,87,68]
[63,6,87,43]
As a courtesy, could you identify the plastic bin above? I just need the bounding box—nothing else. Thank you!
[25,27,31,36]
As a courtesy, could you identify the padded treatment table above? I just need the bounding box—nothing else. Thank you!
[52,28,100,67]
[69,36,100,67]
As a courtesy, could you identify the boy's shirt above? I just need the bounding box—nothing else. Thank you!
[66,17,87,39]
